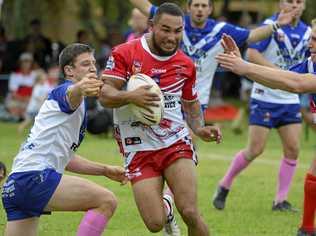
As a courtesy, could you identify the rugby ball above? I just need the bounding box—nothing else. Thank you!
[127,73,164,125]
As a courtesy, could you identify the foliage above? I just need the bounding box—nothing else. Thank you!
[1,0,315,45]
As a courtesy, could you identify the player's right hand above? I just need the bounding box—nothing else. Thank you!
[129,85,161,113]
[104,165,129,185]
[78,73,104,97]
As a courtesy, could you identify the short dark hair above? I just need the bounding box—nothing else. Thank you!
[187,0,212,6]
[0,161,6,179]
[59,43,94,77]
[153,2,184,23]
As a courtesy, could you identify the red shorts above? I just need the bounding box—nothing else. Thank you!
[125,136,197,184]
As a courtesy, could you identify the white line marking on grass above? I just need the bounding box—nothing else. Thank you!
[200,153,310,169]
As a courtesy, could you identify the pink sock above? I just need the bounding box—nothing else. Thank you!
[77,210,108,236]
[220,151,250,189]
[275,157,297,203]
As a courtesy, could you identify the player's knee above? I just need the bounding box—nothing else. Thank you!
[284,145,299,159]
[144,219,164,233]
[98,191,118,215]
[247,146,264,160]
[179,206,199,225]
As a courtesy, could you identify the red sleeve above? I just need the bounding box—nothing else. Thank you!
[181,61,198,101]
[103,44,130,81]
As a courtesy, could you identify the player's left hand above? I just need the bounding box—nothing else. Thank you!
[78,73,104,97]
[221,34,241,57]
[104,165,129,185]
[195,125,222,143]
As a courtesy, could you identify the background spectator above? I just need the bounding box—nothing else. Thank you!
[5,53,36,120]
[17,70,51,134]
[76,30,91,45]
[23,19,52,70]
[125,8,148,42]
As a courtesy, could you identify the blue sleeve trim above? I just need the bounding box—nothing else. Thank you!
[149,5,157,19]
[248,19,273,52]
[48,80,75,114]
[248,35,272,52]
[222,23,250,47]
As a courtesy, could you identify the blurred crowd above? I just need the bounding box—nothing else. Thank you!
[0,18,114,134]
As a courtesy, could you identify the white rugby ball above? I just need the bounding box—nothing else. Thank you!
[127,73,164,125]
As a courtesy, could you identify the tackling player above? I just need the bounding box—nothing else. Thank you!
[1,43,127,236]
[213,0,310,212]
[216,19,316,235]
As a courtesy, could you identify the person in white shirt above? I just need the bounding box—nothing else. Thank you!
[5,53,36,119]
[17,70,51,134]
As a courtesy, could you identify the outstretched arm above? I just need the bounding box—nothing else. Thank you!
[182,99,222,143]
[217,34,316,93]
[217,35,316,93]
[129,0,152,16]
[66,154,128,184]
[246,8,298,44]
[246,48,279,69]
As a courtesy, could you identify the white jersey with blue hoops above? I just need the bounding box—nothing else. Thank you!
[11,80,87,174]
[250,15,311,104]
[150,6,250,105]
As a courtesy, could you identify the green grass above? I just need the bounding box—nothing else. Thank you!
[0,121,315,236]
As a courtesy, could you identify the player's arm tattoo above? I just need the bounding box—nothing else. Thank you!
[182,99,205,133]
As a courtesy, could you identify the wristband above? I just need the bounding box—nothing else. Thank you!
[271,22,281,32]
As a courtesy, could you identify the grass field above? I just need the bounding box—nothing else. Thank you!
[0,120,315,236]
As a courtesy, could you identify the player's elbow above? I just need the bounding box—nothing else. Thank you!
[98,96,115,108]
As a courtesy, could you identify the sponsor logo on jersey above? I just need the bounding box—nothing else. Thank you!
[290,33,301,39]
[255,88,265,95]
[132,60,142,74]
[151,68,166,74]
[125,137,142,145]
[105,55,115,70]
